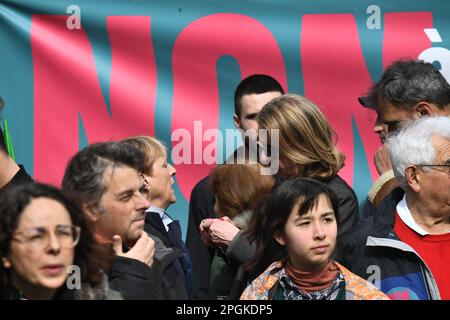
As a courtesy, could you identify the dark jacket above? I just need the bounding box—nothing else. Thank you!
[186,175,216,299]
[209,211,254,300]
[108,256,160,300]
[317,175,359,236]
[145,211,190,300]
[336,187,441,300]
[0,165,33,193]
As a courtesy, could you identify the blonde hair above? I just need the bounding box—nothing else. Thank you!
[121,136,167,176]
[257,94,344,178]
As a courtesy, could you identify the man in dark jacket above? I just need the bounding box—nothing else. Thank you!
[0,96,33,193]
[337,116,450,300]
[62,142,159,299]
[186,74,284,299]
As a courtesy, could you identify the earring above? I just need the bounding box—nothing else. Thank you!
[2,257,11,268]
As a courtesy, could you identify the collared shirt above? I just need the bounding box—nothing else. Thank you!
[146,205,173,232]
[397,195,430,236]
[397,195,450,236]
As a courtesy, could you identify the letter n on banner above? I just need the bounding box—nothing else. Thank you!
[31,15,157,186]
[172,13,286,200]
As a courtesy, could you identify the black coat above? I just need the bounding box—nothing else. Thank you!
[335,187,441,300]
[145,211,190,300]
[108,256,160,300]
[321,175,359,236]
[0,165,33,193]
[185,175,216,299]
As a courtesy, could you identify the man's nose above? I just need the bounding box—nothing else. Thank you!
[136,192,150,209]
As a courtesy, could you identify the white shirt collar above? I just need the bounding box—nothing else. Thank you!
[396,195,430,236]
[146,205,173,232]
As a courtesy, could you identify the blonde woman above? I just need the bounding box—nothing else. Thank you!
[257,94,358,235]
[122,136,192,300]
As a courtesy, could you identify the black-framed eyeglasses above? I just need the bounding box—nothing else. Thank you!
[12,225,81,251]
[417,164,450,176]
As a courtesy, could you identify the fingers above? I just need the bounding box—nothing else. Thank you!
[112,235,123,256]
[133,231,150,248]
[208,219,240,248]
[129,231,155,267]
[200,218,214,231]
[374,145,393,174]
[200,220,215,247]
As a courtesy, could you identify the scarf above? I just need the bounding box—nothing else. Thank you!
[285,259,338,293]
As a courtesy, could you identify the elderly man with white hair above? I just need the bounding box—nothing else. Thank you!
[337,116,450,300]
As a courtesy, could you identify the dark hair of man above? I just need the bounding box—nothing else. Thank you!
[0,183,112,299]
[245,177,340,278]
[234,74,285,118]
[367,59,450,110]
[61,141,145,208]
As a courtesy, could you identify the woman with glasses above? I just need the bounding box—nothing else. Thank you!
[0,183,120,299]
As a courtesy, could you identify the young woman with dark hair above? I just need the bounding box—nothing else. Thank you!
[241,177,388,300]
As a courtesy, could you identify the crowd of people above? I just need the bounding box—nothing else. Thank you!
[0,59,449,300]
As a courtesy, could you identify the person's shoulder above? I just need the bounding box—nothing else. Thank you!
[335,262,389,300]
[192,175,210,191]
[379,187,404,210]
[339,214,375,248]
[240,261,282,300]
[327,175,356,195]
[0,165,34,193]
[190,175,213,199]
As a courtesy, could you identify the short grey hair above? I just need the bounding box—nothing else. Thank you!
[386,116,450,189]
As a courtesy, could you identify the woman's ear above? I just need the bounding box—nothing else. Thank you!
[2,257,11,269]
[273,230,286,246]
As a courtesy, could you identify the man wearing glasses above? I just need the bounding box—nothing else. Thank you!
[358,59,450,211]
[338,116,450,300]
